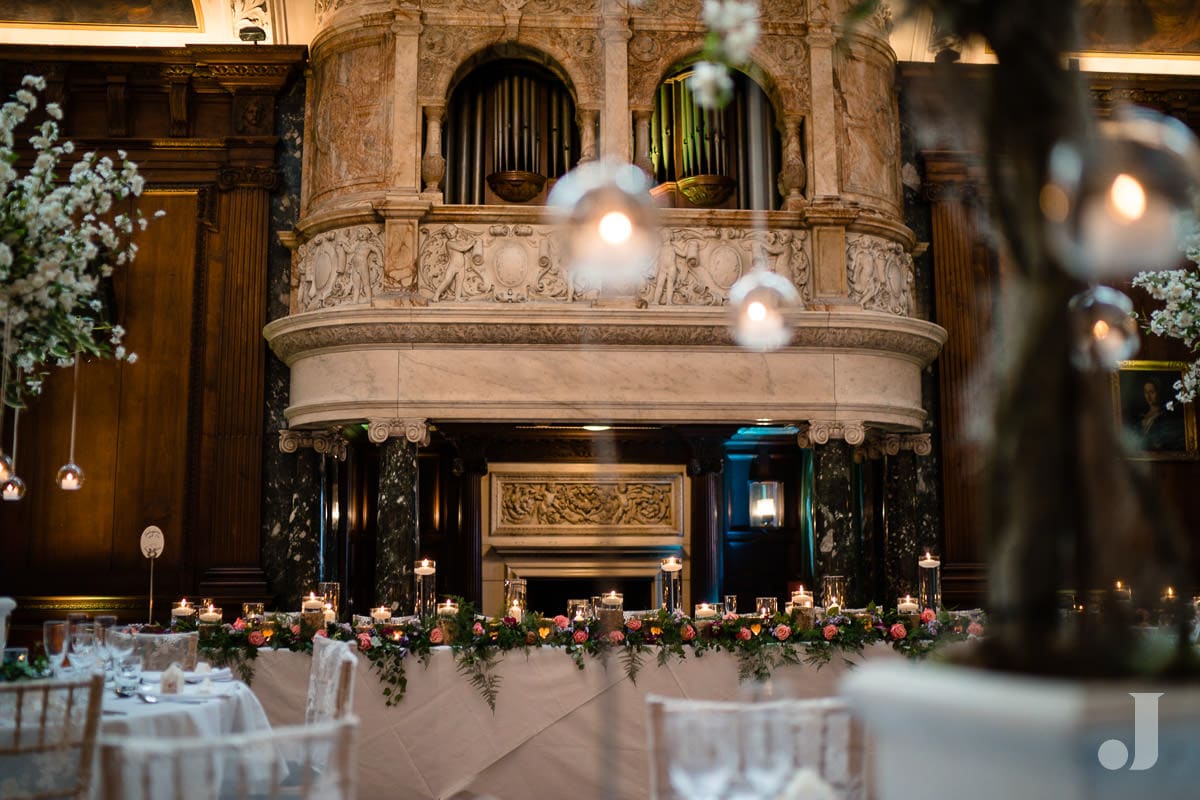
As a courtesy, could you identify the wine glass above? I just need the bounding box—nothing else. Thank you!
[738,703,796,799]
[69,623,97,675]
[94,615,117,674]
[665,706,739,800]
[43,621,68,677]
[107,626,137,672]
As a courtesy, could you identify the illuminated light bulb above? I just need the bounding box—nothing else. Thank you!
[597,211,632,245]
[747,301,767,321]
[1068,286,1139,370]
[729,270,802,351]
[1109,173,1146,221]
[1,476,25,502]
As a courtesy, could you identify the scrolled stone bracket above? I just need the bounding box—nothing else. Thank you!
[796,420,867,448]
[853,431,934,462]
[278,429,348,461]
[367,418,431,446]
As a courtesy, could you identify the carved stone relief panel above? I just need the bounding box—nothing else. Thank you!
[309,40,389,206]
[753,34,810,115]
[487,464,686,538]
[845,232,913,317]
[833,46,899,209]
[414,222,812,305]
[295,224,386,311]
[627,29,702,110]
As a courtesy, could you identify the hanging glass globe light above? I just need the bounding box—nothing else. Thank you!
[728,269,802,351]
[547,159,658,290]
[0,452,11,483]
[56,462,85,491]
[1045,105,1200,279]
[1068,285,1140,371]
[1,475,25,502]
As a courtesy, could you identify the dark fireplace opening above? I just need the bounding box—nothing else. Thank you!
[526,577,655,617]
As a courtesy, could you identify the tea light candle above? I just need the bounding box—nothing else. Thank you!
[437,600,458,617]
[918,552,941,569]
[172,599,195,618]
[694,603,717,620]
[414,559,436,576]
[1162,586,1177,604]
[660,556,683,573]
[324,603,336,624]
[790,587,813,609]
[602,591,622,608]
[508,603,522,619]
[1114,580,1133,602]
[198,604,222,623]
[302,592,324,612]
[897,595,919,614]
[370,606,391,623]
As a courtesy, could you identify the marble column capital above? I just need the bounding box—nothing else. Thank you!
[853,431,933,461]
[797,420,867,448]
[367,417,431,446]
[278,429,348,461]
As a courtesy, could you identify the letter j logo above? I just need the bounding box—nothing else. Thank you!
[1097,692,1162,771]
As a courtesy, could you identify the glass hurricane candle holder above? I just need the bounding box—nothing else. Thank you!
[318,582,341,621]
[917,552,941,611]
[600,590,623,611]
[414,560,436,620]
[694,602,719,621]
[302,592,324,613]
[755,597,778,617]
[241,602,264,624]
[821,576,846,610]
[723,594,738,615]
[790,587,813,610]
[504,577,527,619]
[568,599,590,621]
[660,556,684,613]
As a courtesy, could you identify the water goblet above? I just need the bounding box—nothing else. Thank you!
[114,655,142,698]
[665,706,739,800]
[738,703,796,799]
[69,623,97,674]
[94,615,117,673]
[43,621,68,677]
[107,627,137,668]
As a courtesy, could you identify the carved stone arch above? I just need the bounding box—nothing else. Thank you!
[435,40,586,109]
[631,44,790,125]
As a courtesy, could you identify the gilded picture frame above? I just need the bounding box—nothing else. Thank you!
[1112,360,1198,460]
[0,1,202,31]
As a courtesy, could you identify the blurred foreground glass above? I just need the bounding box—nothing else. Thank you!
[43,621,67,676]
[664,707,739,800]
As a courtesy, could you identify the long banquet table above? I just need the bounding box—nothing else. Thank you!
[252,643,897,800]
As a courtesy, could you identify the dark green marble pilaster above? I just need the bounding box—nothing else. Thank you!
[813,440,865,606]
[377,437,419,613]
[883,450,921,602]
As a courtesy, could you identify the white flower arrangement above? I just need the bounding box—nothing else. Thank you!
[1131,223,1200,407]
[0,75,160,406]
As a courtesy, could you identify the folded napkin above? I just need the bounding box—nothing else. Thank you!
[141,667,233,684]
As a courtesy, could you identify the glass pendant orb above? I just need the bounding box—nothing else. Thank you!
[1068,286,1140,370]
[547,159,658,290]
[0,453,11,483]
[56,462,85,491]
[1045,105,1200,279]
[1,475,25,502]
[728,270,802,351]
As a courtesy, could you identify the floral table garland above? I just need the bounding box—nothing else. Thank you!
[188,601,984,712]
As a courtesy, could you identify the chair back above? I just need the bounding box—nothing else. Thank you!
[135,631,199,670]
[0,673,103,800]
[305,636,357,724]
[98,716,358,800]
[645,694,868,800]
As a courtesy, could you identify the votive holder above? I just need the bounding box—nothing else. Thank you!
[917,552,941,611]
[3,647,28,666]
[597,590,624,634]
[261,616,279,642]
[241,602,265,624]
[723,594,738,615]
[504,577,527,620]
[693,602,719,621]
[821,576,846,610]
[318,582,342,621]
[790,586,814,610]
[414,560,437,620]
[755,597,779,617]
[660,556,684,613]
[371,605,392,624]
[568,599,590,621]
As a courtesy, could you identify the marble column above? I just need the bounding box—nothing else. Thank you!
[377,438,419,613]
[687,437,725,606]
[806,25,840,201]
[813,440,864,606]
[600,16,631,161]
[632,109,654,178]
[882,449,921,603]
[452,438,488,607]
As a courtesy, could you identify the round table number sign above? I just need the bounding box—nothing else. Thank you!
[140,526,164,559]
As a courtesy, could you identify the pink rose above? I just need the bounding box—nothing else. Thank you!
[573,629,588,644]
[737,627,752,641]
[290,624,300,636]
[248,630,265,647]
[232,618,246,632]
[921,609,936,624]
[314,628,328,638]
[681,624,696,642]
[722,612,738,622]
[429,627,444,645]
[774,625,791,641]
[356,632,372,651]
[626,618,642,632]
[823,624,838,641]
[889,623,907,640]
[473,622,485,636]
[608,630,625,644]
[553,614,570,630]
[967,622,984,637]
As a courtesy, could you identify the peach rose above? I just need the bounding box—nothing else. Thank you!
[737,627,752,641]
[889,623,907,640]
[290,624,301,636]
[314,628,328,638]
[774,624,791,641]
[921,609,936,624]
[525,631,537,645]
[823,624,838,641]
[573,629,589,644]
[429,627,444,645]
[248,630,265,647]
[356,632,371,651]
[608,630,625,644]
[553,614,570,630]
[473,622,485,636]
[626,618,642,632]
[232,618,246,632]
[681,624,696,642]
[967,622,984,637]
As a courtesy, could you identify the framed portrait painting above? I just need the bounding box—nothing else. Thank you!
[1112,361,1198,460]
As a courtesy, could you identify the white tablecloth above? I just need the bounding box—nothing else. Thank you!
[252,644,897,800]
[100,679,272,739]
